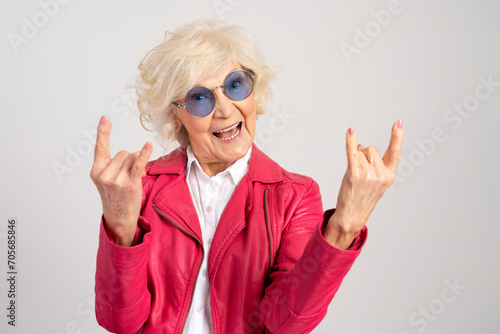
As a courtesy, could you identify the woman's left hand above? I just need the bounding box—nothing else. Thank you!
[324,119,404,249]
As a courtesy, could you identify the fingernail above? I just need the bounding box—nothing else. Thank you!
[397,119,403,129]
[100,115,107,125]
[348,127,355,135]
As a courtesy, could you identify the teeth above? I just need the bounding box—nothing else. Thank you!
[218,125,241,141]
[214,122,240,133]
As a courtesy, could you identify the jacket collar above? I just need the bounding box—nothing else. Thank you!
[147,143,283,184]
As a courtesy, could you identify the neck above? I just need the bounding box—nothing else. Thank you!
[199,161,234,177]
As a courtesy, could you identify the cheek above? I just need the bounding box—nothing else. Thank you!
[242,97,257,128]
[181,114,213,139]
[246,115,256,135]
[194,121,211,134]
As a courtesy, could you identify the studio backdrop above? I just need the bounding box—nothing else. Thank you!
[1,0,498,333]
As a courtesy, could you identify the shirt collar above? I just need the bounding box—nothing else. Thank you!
[185,145,253,185]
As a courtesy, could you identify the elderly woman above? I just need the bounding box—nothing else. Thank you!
[91,19,403,334]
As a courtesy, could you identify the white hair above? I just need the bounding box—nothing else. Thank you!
[132,19,275,149]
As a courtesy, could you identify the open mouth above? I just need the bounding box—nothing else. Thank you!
[212,122,242,141]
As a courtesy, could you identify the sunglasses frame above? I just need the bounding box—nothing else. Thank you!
[171,69,256,118]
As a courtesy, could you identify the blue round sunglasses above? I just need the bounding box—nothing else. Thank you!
[171,69,256,118]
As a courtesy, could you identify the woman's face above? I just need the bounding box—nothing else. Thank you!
[177,62,257,175]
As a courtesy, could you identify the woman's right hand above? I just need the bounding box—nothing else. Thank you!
[90,115,153,247]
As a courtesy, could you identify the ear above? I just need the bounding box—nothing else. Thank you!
[172,112,183,129]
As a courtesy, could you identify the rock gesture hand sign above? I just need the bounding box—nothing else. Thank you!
[325,119,404,249]
[90,116,153,247]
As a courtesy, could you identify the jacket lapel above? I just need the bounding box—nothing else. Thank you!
[208,174,252,278]
[208,144,283,278]
[149,147,203,243]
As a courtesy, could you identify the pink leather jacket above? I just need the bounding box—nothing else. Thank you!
[94,144,367,334]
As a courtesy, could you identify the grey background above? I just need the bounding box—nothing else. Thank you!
[1,0,499,333]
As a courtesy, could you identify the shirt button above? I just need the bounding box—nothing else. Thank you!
[206,206,212,213]
[202,269,208,277]
[196,305,203,313]
[208,238,213,244]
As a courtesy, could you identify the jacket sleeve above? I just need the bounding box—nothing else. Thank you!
[94,175,155,334]
[260,180,368,333]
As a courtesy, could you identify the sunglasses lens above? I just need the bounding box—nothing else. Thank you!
[181,70,254,117]
[184,86,215,117]
[224,70,254,101]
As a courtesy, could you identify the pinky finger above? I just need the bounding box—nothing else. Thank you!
[130,142,153,181]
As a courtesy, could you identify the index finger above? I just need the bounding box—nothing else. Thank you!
[382,119,404,171]
[346,127,359,172]
[93,115,112,170]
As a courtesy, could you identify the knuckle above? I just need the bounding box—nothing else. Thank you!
[346,175,355,185]
[132,163,142,174]
[386,170,396,184]
[366,171,383,184]
[368,146,380,156]
[115,150,129,159]
[125,182,137,193]
[89,170,99,182]
[96,143,105,151]
[392,149,402,160]
[364,173,376,182]
[100,175,115,187]
[347,171,359,184]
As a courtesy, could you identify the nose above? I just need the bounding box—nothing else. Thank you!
[212,87,234,118]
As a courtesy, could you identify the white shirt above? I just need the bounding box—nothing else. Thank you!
[181,145,252,334]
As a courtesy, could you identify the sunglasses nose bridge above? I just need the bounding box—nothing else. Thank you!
[211,84,224,96]
[212,84,232,105]
[212,85,236,117]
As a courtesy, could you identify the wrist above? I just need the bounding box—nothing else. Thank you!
[112,233,135,247]
[323,213,360,250]
[103,219,137,247]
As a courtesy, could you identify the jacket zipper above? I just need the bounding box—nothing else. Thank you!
[264,189,274,277]
[153,206,204,334]
[264,189,273,334]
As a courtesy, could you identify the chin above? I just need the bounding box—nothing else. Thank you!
[226,142,251,160]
